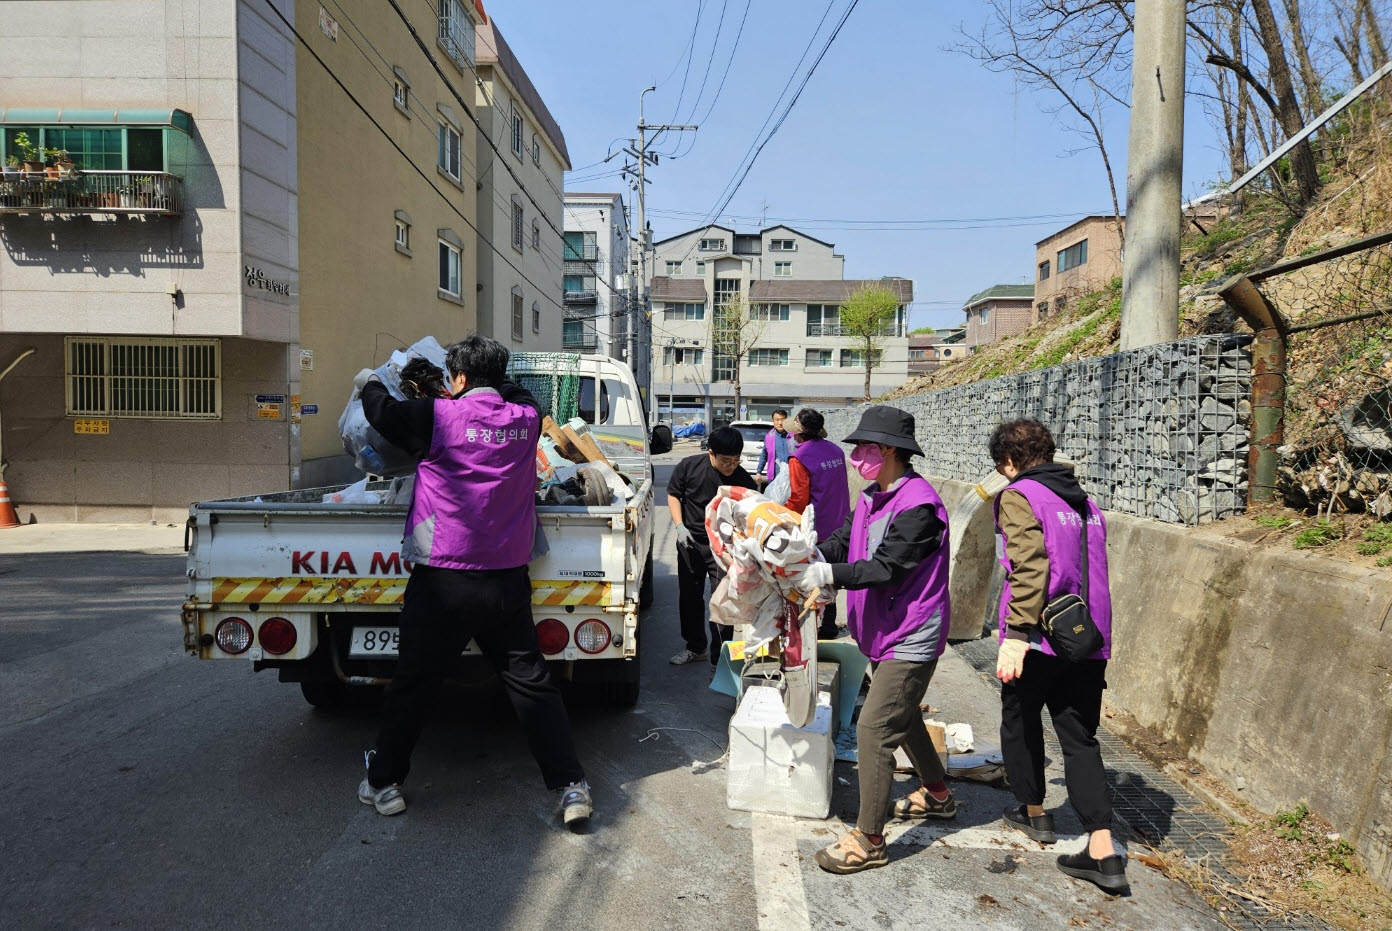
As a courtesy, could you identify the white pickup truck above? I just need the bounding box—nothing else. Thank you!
[181,354,672,709]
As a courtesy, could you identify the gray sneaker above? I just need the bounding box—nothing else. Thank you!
[560,780,593,827]
[358,777,406,816]
[669,648,708,665]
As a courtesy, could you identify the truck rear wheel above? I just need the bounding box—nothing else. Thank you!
[599,661,640,708]
[639,551,655,609]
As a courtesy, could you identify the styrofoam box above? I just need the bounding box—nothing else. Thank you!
[727,685,834,818]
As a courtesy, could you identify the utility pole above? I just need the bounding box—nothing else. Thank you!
[1120,0,1186,350]
[621,87,695,422]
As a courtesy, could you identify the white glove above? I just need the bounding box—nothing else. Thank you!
[353,368,376,391]
[997,639,1029,683]
[675,524,694,547]
[797,561,835,595]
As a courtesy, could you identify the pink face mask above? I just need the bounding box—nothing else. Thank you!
[849,443,884,481]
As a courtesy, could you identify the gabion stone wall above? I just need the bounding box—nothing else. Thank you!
[821,335,1253,524]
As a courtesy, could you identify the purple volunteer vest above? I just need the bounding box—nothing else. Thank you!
[994,478,1113,660]
[789,438,849,543]
[763,429,790,479]
[845,473,952,663]
[402,389,539,571]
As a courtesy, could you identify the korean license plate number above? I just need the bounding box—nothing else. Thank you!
[350,627,399,656]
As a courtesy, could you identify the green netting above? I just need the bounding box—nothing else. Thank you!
[508,352,582,423]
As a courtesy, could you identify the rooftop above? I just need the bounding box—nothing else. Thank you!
[750,278,912,303]
[477,19,570,169]
[650,277,707,302]
[1035,214,1124,246]
[963,284,1034,308]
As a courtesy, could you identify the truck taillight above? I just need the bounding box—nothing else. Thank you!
[215,618,253,655]
[535,619,569,655]
[258,617,297,655]
[575,620,612,654]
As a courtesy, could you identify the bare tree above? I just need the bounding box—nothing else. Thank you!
[709,292,767,420]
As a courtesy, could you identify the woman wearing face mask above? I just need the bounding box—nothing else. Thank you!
[797,405,956,874]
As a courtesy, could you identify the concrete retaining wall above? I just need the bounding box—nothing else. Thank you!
[922,474,1392,891]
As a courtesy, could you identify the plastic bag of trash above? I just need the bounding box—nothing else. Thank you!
[339,336,448,477]
[322,477,381,504]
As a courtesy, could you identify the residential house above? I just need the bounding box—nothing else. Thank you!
[474,17,568,350]
[562,192,631,362]
[1034,215,1124,321]
[907,331,967,375]
[962,285,1035,350]
[0,0,489,520]
[650,224,912,426]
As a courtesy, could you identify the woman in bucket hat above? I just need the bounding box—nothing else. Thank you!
[796,405,957,873]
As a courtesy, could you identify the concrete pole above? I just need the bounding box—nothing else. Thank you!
[1120,0,1186,350]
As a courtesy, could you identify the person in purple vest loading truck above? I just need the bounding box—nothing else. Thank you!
[990,418,1127,896]
[354,336,592,829]
[783,408,849,640]
[795,405,958,874]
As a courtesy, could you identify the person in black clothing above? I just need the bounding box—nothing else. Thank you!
[665,426,757,667]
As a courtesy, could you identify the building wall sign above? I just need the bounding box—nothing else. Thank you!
[244,266,293,295]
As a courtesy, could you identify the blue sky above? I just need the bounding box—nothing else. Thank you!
[494,0,1230,331]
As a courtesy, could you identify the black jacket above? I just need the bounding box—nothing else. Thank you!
[361,379,539,461]
[818,473,945,591]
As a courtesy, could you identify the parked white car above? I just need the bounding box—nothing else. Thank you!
[729,420,775,475]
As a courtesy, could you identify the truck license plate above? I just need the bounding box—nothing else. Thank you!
[348,627,481,657]
[350,627,400,656]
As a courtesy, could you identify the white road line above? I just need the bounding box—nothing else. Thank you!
[751,812,813,931]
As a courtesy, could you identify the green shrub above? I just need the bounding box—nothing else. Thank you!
[1357,542,1384,556]
[1292,522,1342,549]
[1363,524,1392,545]
[1254,514,1295,529]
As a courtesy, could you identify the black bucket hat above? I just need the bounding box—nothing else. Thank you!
[843,405,924,457]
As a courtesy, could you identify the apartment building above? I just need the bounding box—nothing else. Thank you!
[0,0,489,520]
[561,192,629,359]
[649,224,912,426]
[474,18,568,351]
[962,284,1035,350]
[1034,215,1124,321]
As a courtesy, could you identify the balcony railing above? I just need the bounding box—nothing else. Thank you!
[563,289,598,304]
[806,323,843,337]
[0,171,183,216]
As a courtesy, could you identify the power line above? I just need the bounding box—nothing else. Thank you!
[646,207,1097,225]
[258,0,567,317]
[663,0,752,161]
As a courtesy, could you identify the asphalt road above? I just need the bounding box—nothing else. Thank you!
[0,448,1229,930]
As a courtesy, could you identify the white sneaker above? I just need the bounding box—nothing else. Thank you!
[358,777,406,816]
[669,648,708,665]
[561,780,593,827]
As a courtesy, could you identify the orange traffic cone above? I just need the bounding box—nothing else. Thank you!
[0,480,21,529]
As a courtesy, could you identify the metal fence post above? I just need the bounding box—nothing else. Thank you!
[1219,276,1287,504]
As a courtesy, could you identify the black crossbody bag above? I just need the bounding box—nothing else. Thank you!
[1038,505,1105,662]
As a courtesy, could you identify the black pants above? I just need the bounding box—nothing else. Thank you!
[999,650,1112,832]
[368,564,585,791]
[817,600,839,640]
[676,538,729,665]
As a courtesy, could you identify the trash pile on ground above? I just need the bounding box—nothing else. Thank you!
[705,486,832,727]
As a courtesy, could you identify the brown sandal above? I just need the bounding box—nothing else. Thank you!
[814,829,888,874]
[893,785,958,821]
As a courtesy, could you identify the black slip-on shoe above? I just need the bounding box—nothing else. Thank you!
[1057,851,1131,895]
[1002,804,1057,844]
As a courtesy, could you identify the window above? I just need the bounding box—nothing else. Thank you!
[750,303,790,321]
[698,238,726,252]
[1038,260,1050,281]
[532,301,541,333]
[395,220,409,250]
[65,337,220,419]
[774,261,792,277]
[805,349,833,367]
[563,274,596,294]
[438,239,461,296]
[437,122,461,181]
[695,261,706,275]
[511,101,524,157]
[1,125,173,172]
[979,307,990,324]
[531,134,540,165]
[839,349,880,367]
[1055,296,1067,313]
[393,78,408,111]
[1057,239,1088,272]
[511,289,524,340]
[664,347,704,365]
[511,196,524,251]
[437,0,475,69]
[769,239,797,252]
[1037,301,1049,318]
[713,278,741,307]
[748,349,789,366]
[807,304,841,336]
[663,302,704,320]
[531,218,540,250]
[665,261,682,275]
[712,352,735,382]
[563,318,589,351]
